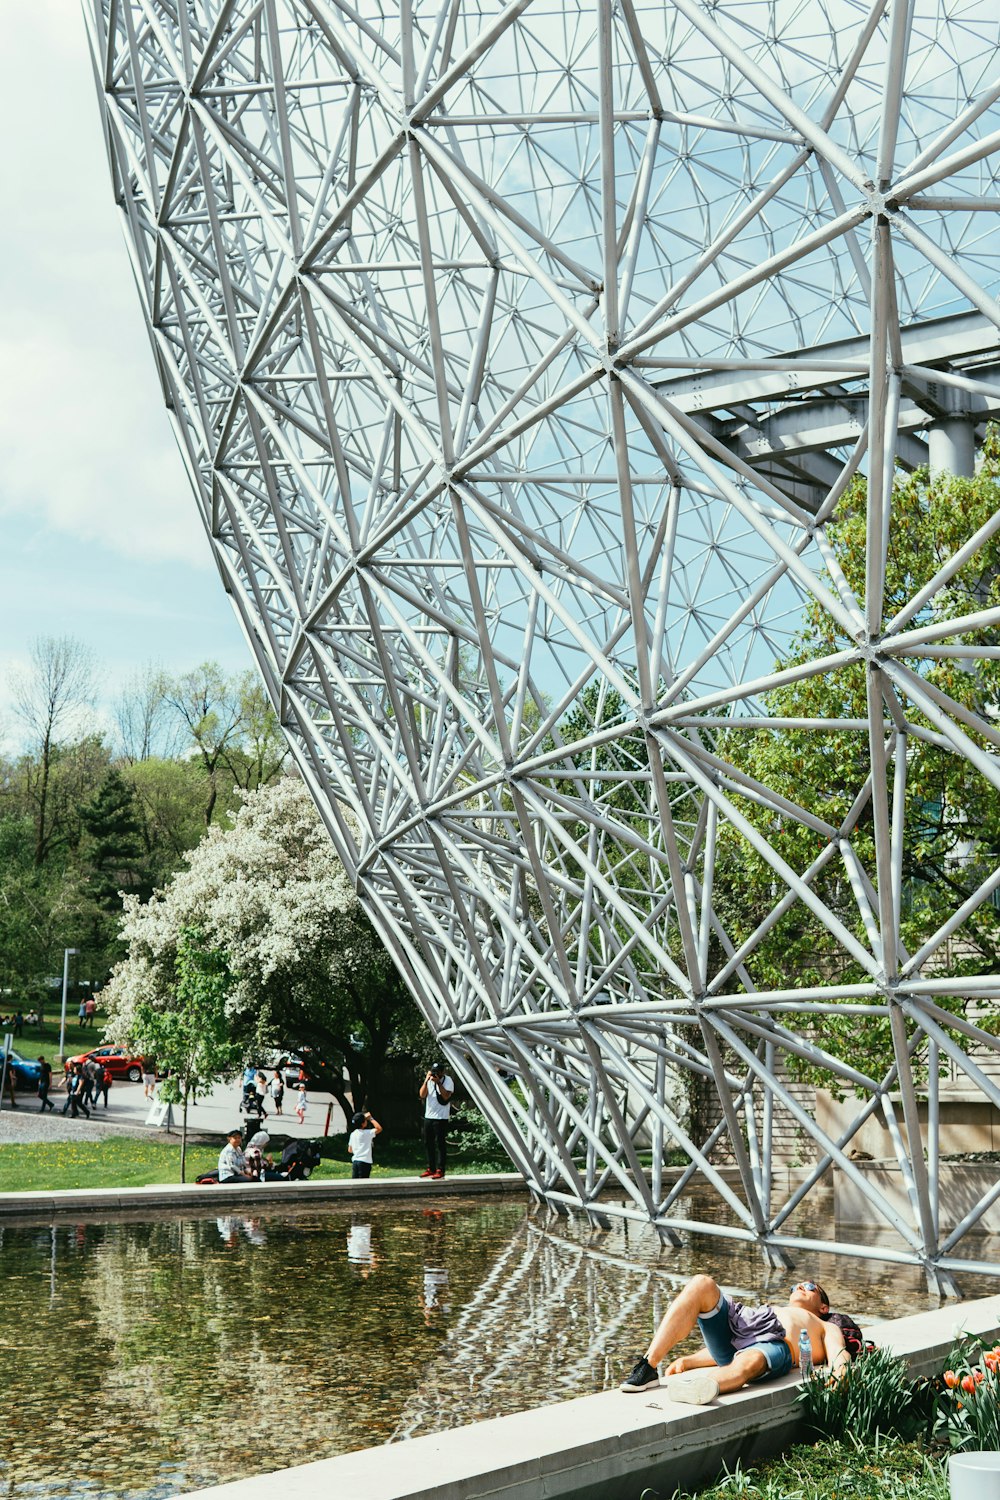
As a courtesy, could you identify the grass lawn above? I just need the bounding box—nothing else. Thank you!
[7,1014,112,1065]
[679,1437,948,1499]
[0,1135,510,1191]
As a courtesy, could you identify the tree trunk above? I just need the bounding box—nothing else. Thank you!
[330,1080,353,1131]
[34,732,52,867]
[180,1080,189,1183]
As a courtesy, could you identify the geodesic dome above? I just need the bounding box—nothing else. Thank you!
[87,0,1000,1285]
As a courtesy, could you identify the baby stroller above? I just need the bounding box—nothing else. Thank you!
[241,1082,267,1127]
[280,1138,322,1180]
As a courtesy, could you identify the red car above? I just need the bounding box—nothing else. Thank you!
[64,1045,146,1082]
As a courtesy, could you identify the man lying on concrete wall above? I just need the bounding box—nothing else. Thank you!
[621,1275,850,1403]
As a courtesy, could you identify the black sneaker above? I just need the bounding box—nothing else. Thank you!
[620,1356,660,1392]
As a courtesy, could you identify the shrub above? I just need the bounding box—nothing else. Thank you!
[797,1347,925,1443]
[667,1435,948,1499]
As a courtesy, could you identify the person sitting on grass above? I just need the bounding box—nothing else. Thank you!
[218,1127,256,1184]
[621,1274,850,1403]
[244,1130,275,1179]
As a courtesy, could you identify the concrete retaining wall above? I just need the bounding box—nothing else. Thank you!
[176,1297,1000,1500]
[0,1171,526,1220]
[834,1160,1000,1235]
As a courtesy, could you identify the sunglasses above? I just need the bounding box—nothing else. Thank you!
[791,1281,819,1294]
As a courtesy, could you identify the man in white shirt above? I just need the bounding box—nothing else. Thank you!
[218,1127,256,1183]
[418,1061,454,1179]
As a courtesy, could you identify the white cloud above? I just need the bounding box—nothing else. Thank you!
[0,3,208,569]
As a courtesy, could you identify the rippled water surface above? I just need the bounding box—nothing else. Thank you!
[1,1193,997,1498]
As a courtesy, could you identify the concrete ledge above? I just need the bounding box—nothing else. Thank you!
[177,1296,1000,1500]
[0,1172,525,1220]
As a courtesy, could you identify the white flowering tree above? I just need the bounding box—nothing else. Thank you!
[101,776,411,1121]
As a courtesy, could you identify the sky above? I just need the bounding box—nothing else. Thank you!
[0,2,249,745]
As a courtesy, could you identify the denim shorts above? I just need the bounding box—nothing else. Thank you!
[697,1295,793,1381]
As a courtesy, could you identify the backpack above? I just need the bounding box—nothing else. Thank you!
[823,1311,874,1358]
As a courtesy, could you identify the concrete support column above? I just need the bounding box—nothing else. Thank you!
[928,418,976,478]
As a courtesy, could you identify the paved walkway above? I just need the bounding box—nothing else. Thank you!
[0,1076,346,1145]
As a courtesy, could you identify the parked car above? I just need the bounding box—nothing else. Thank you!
[258,1049,314,1089]
[63,1045,146,1083]
[283,1055,310,1089]
[0,1049,43,1087]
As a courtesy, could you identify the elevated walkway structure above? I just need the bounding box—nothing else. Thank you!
[651,311,1000,504]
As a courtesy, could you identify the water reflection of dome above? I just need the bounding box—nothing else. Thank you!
[389,1211,757,1441]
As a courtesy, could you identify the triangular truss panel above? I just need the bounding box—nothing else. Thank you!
[87,0,1000,1285]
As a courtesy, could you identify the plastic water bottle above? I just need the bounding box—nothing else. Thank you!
[799,1328,813,1378]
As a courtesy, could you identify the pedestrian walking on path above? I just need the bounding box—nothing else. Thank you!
[61,1065,91,1120]
[295,1084,308,1125]
[36,1056,54,1112]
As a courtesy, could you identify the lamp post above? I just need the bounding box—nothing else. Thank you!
[57,948,78,1066]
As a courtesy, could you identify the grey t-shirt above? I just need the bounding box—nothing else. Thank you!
[727,1300,787,1349]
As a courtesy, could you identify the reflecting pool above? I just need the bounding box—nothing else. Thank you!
[1,1193,997,1498]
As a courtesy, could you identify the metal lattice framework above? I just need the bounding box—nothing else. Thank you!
[87,0,1000,1288]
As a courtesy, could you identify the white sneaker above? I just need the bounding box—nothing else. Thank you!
[665,1371,720,1406]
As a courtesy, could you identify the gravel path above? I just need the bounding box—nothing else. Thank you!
[0,1104,140,1144]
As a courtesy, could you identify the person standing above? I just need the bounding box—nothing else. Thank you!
[347,1110,382,1178]
[141,1061,156,1100]
[97,1064,112,1109]
[62,1065,91,1120]
[295,1084,308,1125]
[77,999,87,1027]
[81,1057,102,1109]
[37,1056,54,1112]
[419,1062,454,1180]
[269,1068,284,1116]
[84,997,96,1028]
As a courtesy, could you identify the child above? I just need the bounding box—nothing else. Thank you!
[347,1110,382,1179]
[295,1083,308,1125]
[244,1129,274,1179]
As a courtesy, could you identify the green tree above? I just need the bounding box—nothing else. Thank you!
[0,816,74,1007]
[162,663,287,826]
[79,770,155,974]
[123,756,215,879]
[10,636,101,867]
[133,929,243,1181]
[102,778,416,1119]
[82,769,153,911]
[714,438,1000,1084]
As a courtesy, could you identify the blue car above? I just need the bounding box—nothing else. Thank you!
[0,1049,43,1088]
